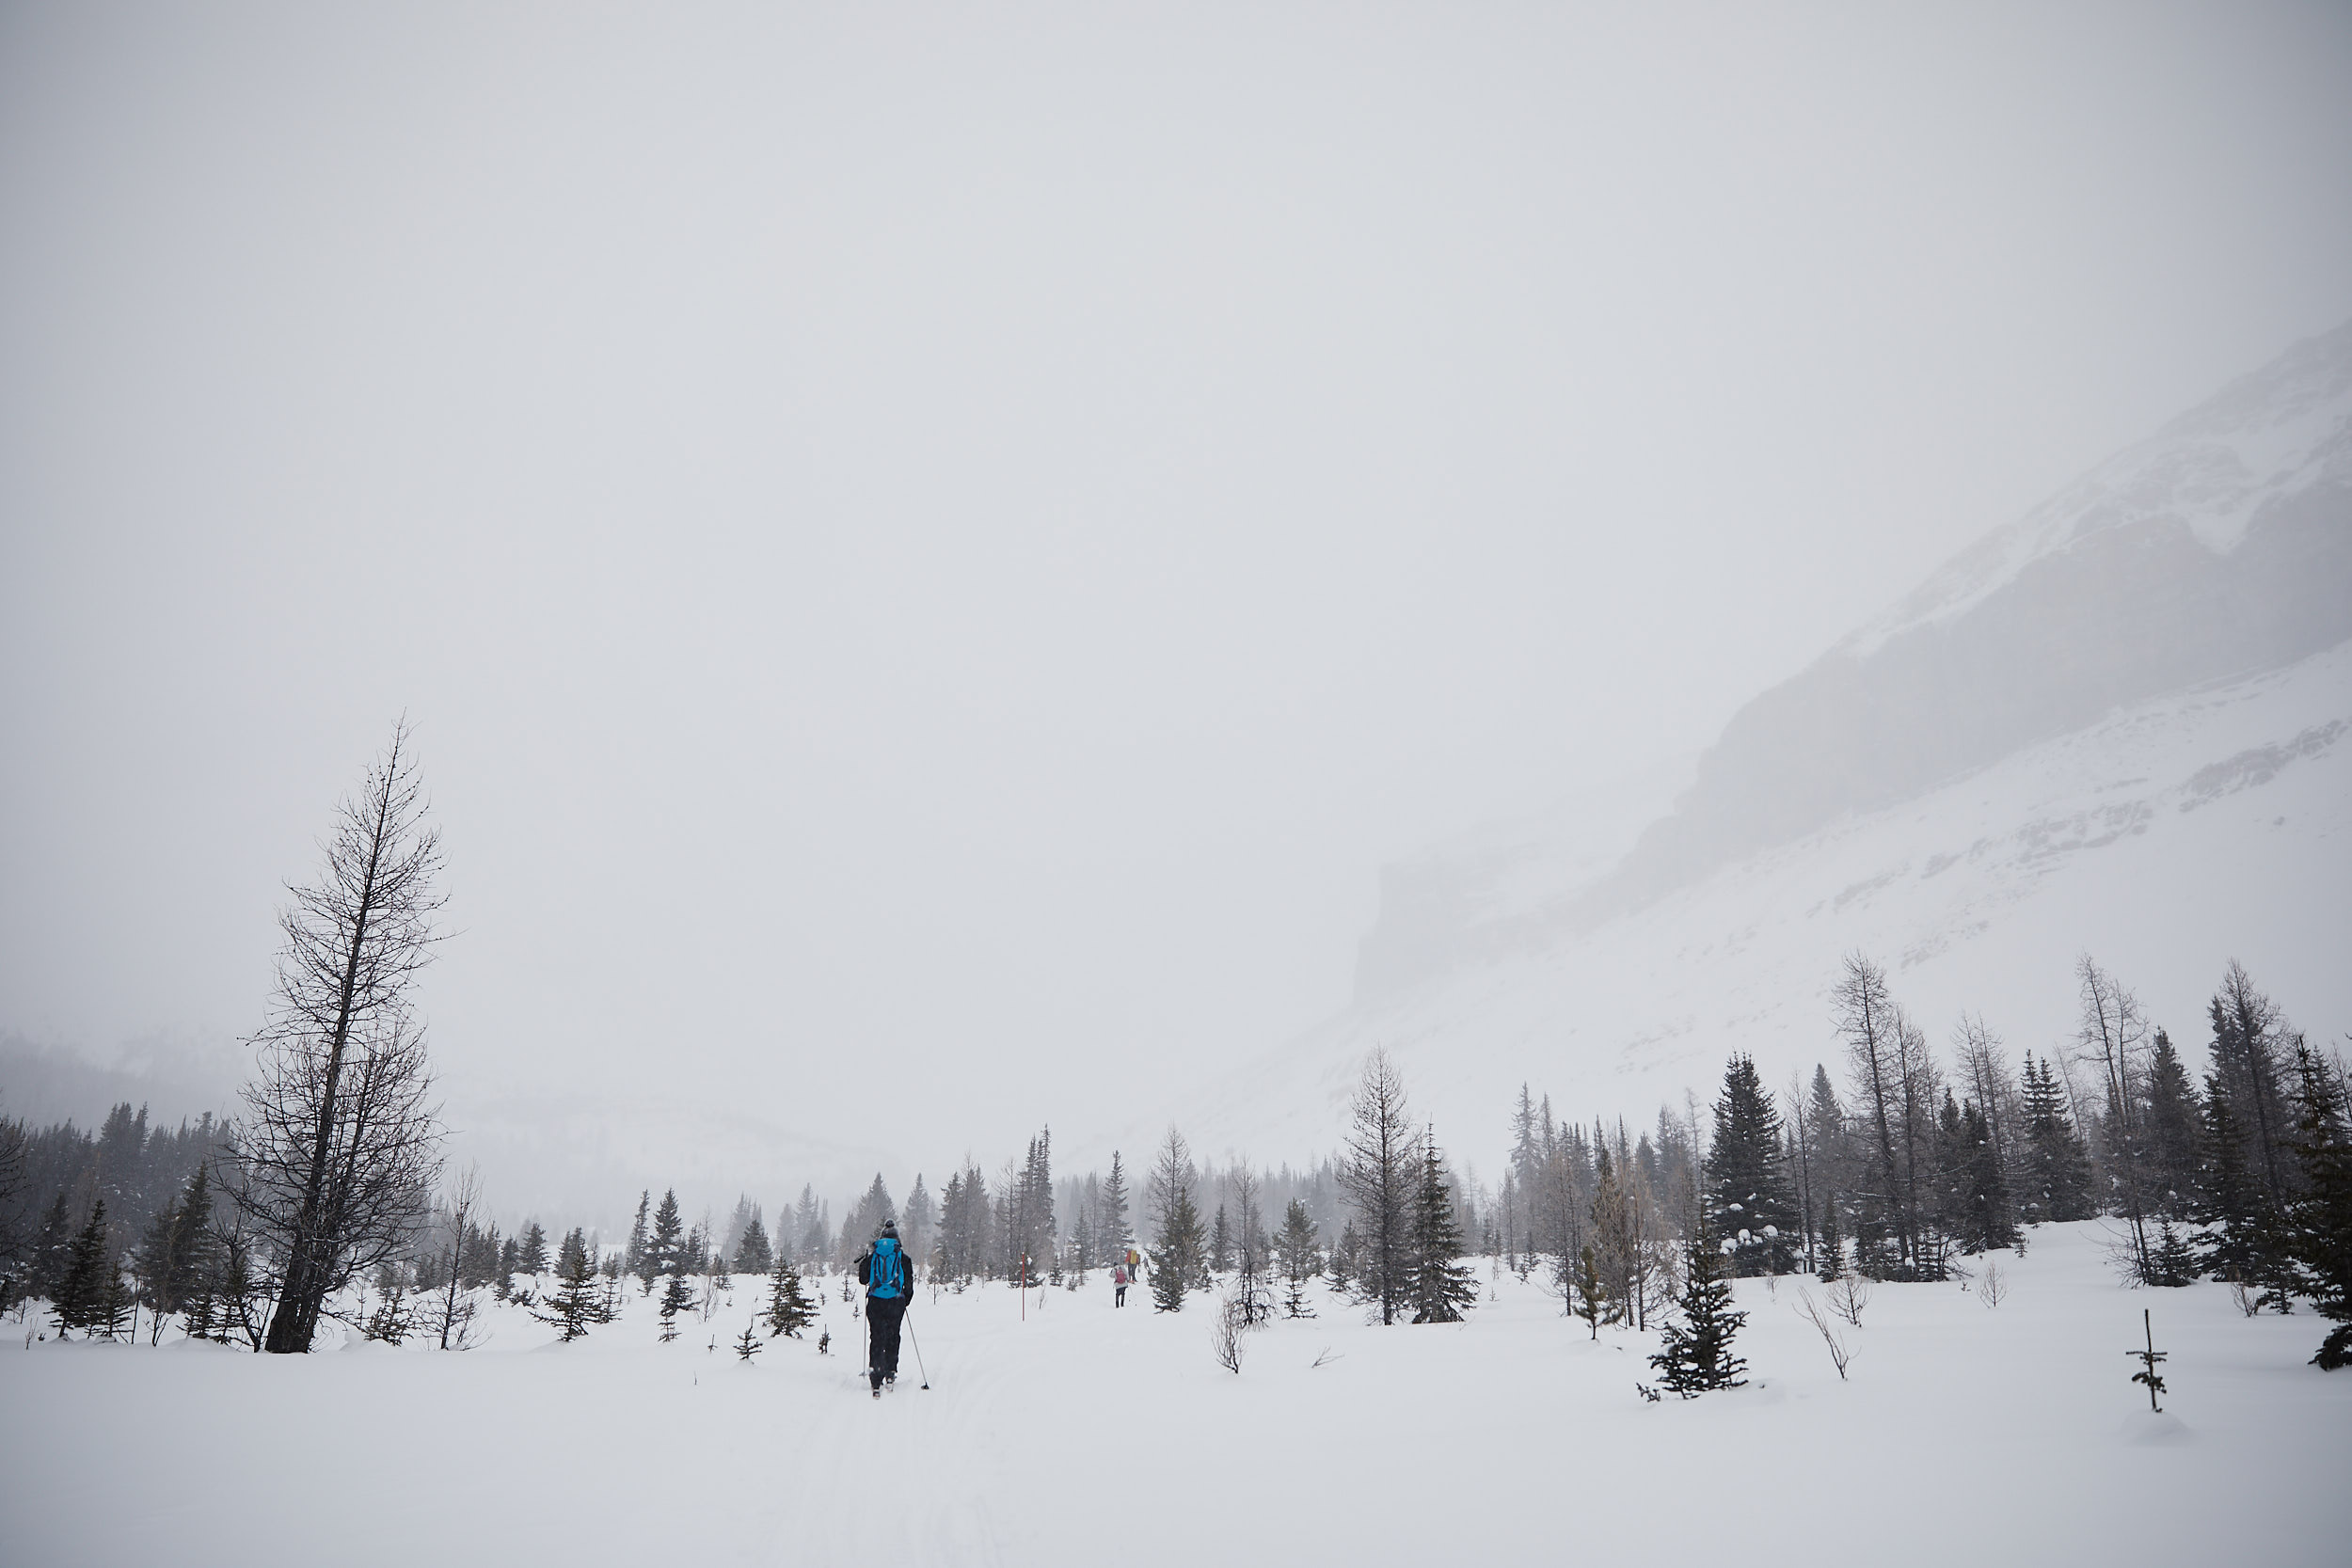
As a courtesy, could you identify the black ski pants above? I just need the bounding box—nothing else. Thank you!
[866,1294,906,1386]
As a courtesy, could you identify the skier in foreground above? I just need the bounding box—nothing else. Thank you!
[856,1220,911,1397]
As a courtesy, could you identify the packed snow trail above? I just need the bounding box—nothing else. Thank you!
[4,1225,2347,1566]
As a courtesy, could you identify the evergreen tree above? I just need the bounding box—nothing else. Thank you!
[1275,1197,1322,1287]
[182,1265,219,1342]
[1099,1151,1132,1265]
[531,1227,612,1342]
[462,1221,500,1289]
[650,1189,685,1276]
[902,1175,935,1267]
[1407,1132,1477,1324]
[1647,1200,1748,1397]
[659,1272,694,1340]
[932,1171,966,1281]
[1149,1132,1206,1314]
[2198,1088,2264,1288]
[764,1257,815,1338]
[96,1250,133,1341]
[28,1189,73,1304]
[1327,1221,1361,1295]
[53,1201,114,1338]
[625,1190,652,1285]
[2207,1110,2303,1310]
[843,1175,898,1271]
[2147,1219,2197,1287]
[1705,1054,1800,1275]
[1507,1083,1542,1263]
[1952,1100,2018,1253]
[1209,1204,1233,1275]
[796,1186,830,1269]
[1817,1190,1844,1280]
[1008,1133,1054,1282]
[1571,1244,1611,1338]
[517,1221,549,1276]
[2284,1043,2352,1369]
[1277,1195,1322,1319]
[218,1228,262,1347]
[135,1190,183,1335]
[734,1322,763,1362]
[733,1217,773,1278]
[2017,1053,2094,1224]
[137,1163,218,1339]
[2144,1030,2203,1218]
[1587,1140,1643,1324]
[2207,961,2297,1212]
[169,1164,219,1308]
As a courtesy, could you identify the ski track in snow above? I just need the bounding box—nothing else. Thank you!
[4,1224,2348,1567]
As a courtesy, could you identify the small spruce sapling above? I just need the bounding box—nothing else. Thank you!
[658,1272,695,1342]
[1572,1245,1610,1340]
[1647,1200,1749,1398]
[2147,1221,2197,1287]
[734,1322,763,1362]
[532,1227,613,1343]
[765,1258,816,1338]
[2127,1308,2169,1412]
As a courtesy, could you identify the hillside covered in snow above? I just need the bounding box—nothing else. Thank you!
[1194,323,2352,1164]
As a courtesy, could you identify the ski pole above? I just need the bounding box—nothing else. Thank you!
[905,1307,930,1390]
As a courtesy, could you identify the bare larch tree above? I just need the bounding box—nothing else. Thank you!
[1339,1049,1419,1325]
[2075,954,2154,1282]
[1837,954,1941,1279]
[232,722,447,1353]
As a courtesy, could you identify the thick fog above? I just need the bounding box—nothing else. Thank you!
[5,3,2350,1180]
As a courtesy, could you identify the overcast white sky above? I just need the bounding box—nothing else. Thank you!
[5,2,2350,1168]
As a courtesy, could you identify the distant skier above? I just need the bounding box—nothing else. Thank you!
[856,1220,910,1397]
[1111,1259,1130,1307]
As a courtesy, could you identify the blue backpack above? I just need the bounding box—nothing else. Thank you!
[869,1237,904,1299]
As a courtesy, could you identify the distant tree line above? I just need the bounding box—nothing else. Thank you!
[5,949,2346,1370]
[1487,954,2352,1369]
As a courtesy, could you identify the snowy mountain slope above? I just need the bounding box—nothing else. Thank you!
[1352,751,1697,1001]
[1190,637,2352,1169]
[1589,320,2352,919]
[1176,325,2352,1170]
[1848,318,2352,651]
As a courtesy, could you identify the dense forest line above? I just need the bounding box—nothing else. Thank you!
[4,950,2349,1372]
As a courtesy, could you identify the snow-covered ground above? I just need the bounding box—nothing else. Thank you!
[4,1223,2344,1566]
